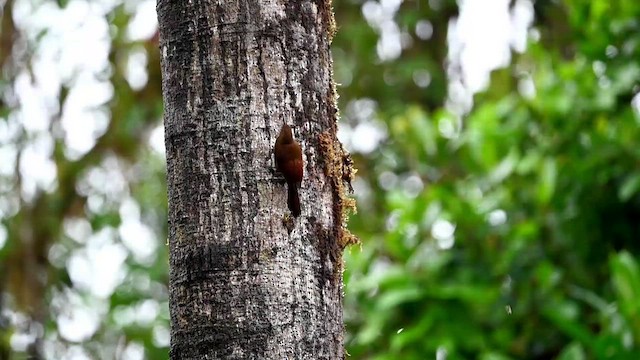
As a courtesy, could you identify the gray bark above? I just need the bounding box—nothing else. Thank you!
[157,0,353,358]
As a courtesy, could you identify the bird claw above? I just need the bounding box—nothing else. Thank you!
[270,168,286,183]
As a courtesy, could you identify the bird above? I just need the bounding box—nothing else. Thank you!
[274,124,303,217]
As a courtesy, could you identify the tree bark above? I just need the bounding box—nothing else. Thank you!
[157,0,355,358]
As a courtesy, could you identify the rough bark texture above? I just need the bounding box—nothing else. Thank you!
[157,0,352,358]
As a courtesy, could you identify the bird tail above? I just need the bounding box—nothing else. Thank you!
[288,184,301,217]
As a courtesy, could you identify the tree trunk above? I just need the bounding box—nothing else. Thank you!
[157,0,355,358]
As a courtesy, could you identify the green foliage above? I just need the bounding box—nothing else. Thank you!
[335,0,640,358]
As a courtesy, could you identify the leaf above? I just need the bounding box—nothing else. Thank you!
[543,301,595,346]
[557,343,586,360]
[611,252,640,322]
[618,173,640,201]
[377,287,423,310]
[489,149,518,184]
[537,157,557,204]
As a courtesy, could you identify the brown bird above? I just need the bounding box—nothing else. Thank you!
[274,124,303,217]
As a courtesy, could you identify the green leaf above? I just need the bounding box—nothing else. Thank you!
[537,157,557,204]
[557,343,586,360]
[618,173,640,201]
[611,252,640,338]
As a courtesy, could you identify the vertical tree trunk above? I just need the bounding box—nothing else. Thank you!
[157,0,355,358]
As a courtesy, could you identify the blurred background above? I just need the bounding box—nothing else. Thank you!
[1,0,640,358]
